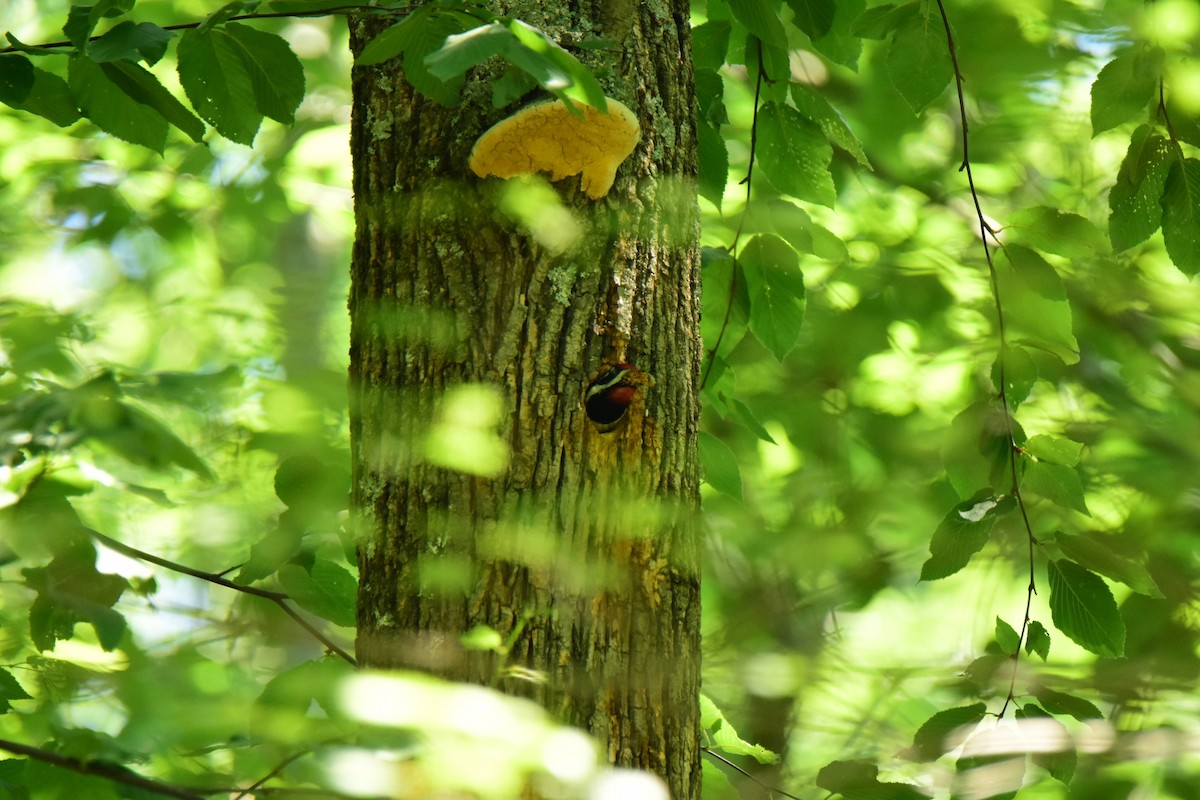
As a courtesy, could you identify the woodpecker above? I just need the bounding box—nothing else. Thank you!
[584,363,646,433]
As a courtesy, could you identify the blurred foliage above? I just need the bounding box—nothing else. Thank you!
[2,0,1200,798]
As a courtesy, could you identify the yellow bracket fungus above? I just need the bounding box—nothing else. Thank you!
[468,98,641,200]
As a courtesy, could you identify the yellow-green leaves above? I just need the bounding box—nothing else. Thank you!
[885,4,953,114]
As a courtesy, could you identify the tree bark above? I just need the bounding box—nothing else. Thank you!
[348,2,701,796]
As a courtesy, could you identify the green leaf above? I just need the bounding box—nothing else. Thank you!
[1046,559,1125,658]
[692,20,731,71]
[1161,157,1200,276]
[1090,48,1161,136]
[1023,460,1089,515]
[991,344,1038,408]
[995,245,1079,364]
[942,402,1018,499]
[23,544,129,652]
[886,8,953,114]
[701,140,737,216]
[790,82,870,168]
[0,667,33,713]
[1025,620,1050,660]
[279,559,357,628]
[906,703,987,761]
[732,399,776,443]
[178,27,263,144]
[700,693,780,764]
[1034,687,1103,721]
[816,760,926,800]
[1108,125,1172,251]
[852,4,906,39]
[728,0,788,48]
[757,102,836,207]
[88,21,174,65]
[698,122,729,210]
[356,8,429,66]
[64,0,135,49]
[10,66,81,126]
[461,625,504,651]
[507,21,606,111]
[919,491,1009,581]
[0,55,34,106]
[995,616,1020,655]
[225,23,305,124]
[701,761,741,800]
[696,69,726,127]
[1007,206,1107,259]
[99,60,206,143]
[68,54,168,152]
[424,22,513,80]
[1017,705,1075,784]
[787,0,836,39]
[699,431,742,501]
[701,247,750,359]
[1053,532,1163,598]
[740,234,806,360]
[811,0,865,68]
[1024,434,1082,467]
[490,63,537,108]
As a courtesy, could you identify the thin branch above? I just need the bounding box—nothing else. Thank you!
[87,528,356,665]
[932,0,1038,718]
[234,748,311,800]
[701,747,804,800]
[0,738,206,800]
[0,5,396,54]
[700,41,767,390]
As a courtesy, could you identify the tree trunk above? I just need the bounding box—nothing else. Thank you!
[347,2,702,797]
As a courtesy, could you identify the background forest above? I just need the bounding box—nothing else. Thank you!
[3,0,1200,798]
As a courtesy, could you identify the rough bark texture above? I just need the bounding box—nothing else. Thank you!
[348,1,701,796]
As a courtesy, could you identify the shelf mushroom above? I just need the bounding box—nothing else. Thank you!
[468,98,641,199]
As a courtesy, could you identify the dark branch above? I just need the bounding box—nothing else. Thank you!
[701,747,804,800]
[86,528,356,666]
[0,738,206,800]
[933,0,1039,718]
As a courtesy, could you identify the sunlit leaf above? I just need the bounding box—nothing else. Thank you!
[700,693,779,763]
[1047,559,1125,658]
